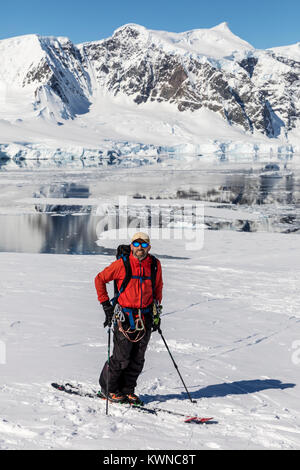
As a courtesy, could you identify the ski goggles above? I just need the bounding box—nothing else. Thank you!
[132,241,150,248]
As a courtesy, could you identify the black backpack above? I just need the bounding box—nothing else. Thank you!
[113,244,158,304]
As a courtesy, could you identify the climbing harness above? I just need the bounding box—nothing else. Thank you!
[109,244,158,343]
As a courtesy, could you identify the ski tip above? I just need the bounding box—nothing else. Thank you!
[184,417,214,424]
[51,383,66,392]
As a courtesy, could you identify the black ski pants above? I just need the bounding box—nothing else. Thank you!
[99,315,152,395]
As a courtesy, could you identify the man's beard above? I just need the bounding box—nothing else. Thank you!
[135,250,146,260]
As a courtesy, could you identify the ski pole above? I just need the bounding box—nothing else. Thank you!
[158,327,196,404]
[106,324,112,415]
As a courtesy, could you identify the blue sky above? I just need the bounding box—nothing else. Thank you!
[1,0,299,49]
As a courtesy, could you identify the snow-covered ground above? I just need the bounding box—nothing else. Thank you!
[0,227,300,450]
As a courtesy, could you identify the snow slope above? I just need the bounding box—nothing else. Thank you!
[0,230,299,450]
[269,42,300,62]
[108,22,254,59]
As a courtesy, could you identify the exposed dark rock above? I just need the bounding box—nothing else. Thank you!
[10,25,300,138]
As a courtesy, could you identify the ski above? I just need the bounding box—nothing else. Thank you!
[51,382,215,424]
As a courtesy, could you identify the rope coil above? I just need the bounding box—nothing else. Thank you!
[113,304,146,343]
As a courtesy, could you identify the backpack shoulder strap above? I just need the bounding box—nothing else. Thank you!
[113,245,132,300]
[113,249,158,304]
[150,255,158,299]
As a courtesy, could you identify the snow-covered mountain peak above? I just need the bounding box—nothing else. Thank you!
[209,21,254,50]
[0,33,41,44]
[108,22,254,60]
[0,34,46,88]
[269,42,300,62]
[113,23,148,36]
[211,21,230,31]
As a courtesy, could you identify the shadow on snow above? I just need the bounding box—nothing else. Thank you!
[142,379,296,404]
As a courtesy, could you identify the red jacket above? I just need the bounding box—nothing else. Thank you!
[95,253,163,308]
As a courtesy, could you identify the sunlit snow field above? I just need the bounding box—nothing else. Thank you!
[0,158,300,450]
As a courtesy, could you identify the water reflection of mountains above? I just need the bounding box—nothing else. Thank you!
[175,173,299,206]
[34,174,300,214]
[1,166,299,255]
[0,214,103,254]
[34,183,92,214]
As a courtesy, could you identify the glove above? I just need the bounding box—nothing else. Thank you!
[152,315,161,332]
[101,300,114,328]
[152,302,162,332]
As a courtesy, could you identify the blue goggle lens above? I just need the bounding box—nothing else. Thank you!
[132,241,149,248]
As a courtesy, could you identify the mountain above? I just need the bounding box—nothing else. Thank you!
[0,23,299,162]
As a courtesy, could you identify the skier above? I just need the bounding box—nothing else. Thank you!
[94,232,163,405]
